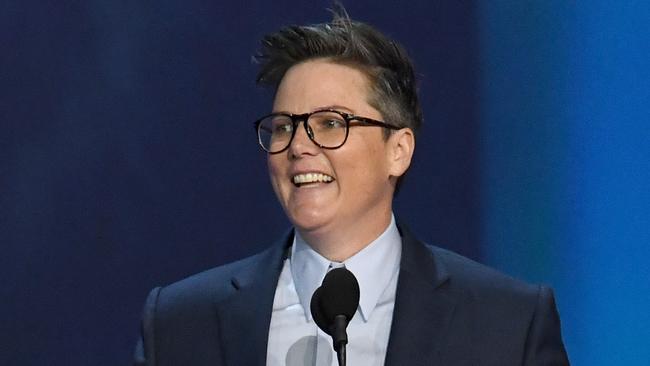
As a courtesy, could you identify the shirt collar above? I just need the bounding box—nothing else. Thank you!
[290,214,402,322]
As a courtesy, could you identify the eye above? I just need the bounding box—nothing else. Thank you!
[275,123,292,133]
[310,111,347,132]
[324,118,345,129]
[271,118,293,134]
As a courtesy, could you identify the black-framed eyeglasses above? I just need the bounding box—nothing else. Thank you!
[254,109,402,154]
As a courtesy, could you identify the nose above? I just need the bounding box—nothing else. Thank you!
[288,121,319,158]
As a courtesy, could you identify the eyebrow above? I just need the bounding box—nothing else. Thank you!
[271,105,356,115]
[315,105,354,113]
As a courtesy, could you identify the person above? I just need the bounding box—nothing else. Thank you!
[134,9,569,366]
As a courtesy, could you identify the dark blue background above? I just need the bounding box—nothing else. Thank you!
[2,1,481,364]
[6,1,650,365]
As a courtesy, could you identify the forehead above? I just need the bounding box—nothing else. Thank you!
[272,59,375,115]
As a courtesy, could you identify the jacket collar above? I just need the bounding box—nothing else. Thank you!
[215,222,460,366]
[384,221,459,366]
[214,232,291,366]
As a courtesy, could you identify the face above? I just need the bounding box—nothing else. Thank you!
[268,59,405,245]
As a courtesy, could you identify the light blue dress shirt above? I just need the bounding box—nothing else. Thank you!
[266,215,402,366]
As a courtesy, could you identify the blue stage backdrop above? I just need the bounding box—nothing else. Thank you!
[1,1,648,365]
[477,2,650,364]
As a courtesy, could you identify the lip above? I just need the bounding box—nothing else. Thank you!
[289,168,334,178]
[289,170,336,187]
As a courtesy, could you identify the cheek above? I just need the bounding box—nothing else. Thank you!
[335,148,387,191]
[352,134,389,168]
[267,157,286,190]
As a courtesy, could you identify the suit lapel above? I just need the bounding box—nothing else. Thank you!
[212,225,460,365]
[384,224,460,366]
[215,233,291,366]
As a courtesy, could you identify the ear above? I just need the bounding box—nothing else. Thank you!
[386,128,415,178]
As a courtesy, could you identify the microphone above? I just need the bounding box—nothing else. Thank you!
[310,267,360,366]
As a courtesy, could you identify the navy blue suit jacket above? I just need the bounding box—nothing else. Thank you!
[134,223,569,365]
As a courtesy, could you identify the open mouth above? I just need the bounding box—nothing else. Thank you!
[292,173,335,187]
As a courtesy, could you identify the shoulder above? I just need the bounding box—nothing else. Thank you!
[135,241,289,365]
[150,243,286,313]
[428,244,540,294]
[422,243,556,319]
[163,251,264,296]
[398,220,544,297]
[424,246,569,363]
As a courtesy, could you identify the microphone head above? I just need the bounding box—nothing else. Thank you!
[310,267,360,336]
[310,287,329,334]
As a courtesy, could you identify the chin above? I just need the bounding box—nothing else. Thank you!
[288,210,334,234]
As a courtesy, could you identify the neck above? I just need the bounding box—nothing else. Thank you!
[297,210,393,262]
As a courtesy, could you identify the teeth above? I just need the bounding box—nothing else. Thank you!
[293,173,334,185]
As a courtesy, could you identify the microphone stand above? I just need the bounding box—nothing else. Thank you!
[337,343,346,366]
[333,314,348,366]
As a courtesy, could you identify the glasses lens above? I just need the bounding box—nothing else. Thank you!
[308,111,347,148]
[258,115,293,152]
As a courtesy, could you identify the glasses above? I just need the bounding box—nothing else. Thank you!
[254,109,402,153]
